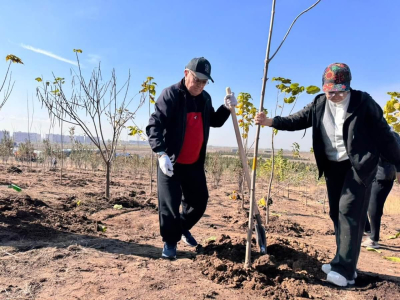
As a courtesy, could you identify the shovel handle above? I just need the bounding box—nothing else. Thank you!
[226,87,261,216]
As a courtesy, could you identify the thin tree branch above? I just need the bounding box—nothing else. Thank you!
[269,0,322,62]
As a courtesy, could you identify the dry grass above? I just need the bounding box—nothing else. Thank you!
[383,184,400,215]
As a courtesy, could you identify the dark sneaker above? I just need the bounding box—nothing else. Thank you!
[162,242,177,259]
[181,230,198,247]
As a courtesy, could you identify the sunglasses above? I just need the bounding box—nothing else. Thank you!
[189,70,209,86]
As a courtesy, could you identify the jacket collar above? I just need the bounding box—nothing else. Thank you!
[314,93,326,129]
[345,89,364,120]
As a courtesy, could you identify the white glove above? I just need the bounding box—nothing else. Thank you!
[224,92,237,109]
[159,154,174,177]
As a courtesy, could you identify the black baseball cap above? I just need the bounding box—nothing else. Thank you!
[185,57,214,83]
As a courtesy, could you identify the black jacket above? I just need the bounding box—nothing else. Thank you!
[272,89,400,186]
[376,132,400,181]
[146,79,230,165]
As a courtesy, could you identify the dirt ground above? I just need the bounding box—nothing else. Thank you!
[0,164,399,300]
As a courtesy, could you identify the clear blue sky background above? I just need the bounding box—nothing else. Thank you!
[0,0,399,150]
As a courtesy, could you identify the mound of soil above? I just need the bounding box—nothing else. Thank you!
[0,194,95,241]
[56,191,157,215]
[267,219,314,237]
[196,234,400,299]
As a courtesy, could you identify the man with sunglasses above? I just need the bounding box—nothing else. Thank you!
[146,57,237,259]
[255,63,400,287]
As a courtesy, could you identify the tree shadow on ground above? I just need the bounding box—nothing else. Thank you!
[0,218,194,260]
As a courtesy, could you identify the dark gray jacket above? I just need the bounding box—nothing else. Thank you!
[272,89,400,186]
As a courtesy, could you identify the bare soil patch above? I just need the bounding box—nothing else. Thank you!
[0,165,399,300]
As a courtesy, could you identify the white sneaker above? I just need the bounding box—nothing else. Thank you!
[322,264,357,279]
[361,237,380,249]
[327,271,355,287]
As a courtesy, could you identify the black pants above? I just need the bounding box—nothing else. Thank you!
[157,161,209,244]
[325,160,372,280]
[364,180,394,242]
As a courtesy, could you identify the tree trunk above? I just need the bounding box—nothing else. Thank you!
[266,132,275,225]
[106,160,111,198]
[60,121,63,184]
[150,151,154,194]
[287,183,289,199]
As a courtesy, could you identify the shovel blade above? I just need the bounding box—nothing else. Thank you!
[255,223,267,254]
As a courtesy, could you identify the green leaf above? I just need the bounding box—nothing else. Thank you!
[290,83,299,89]
[35,77,42,82]
[383,256,400,262]
[366,247,382,253]
[273,128,278,136]
[306,85,321,94]
[284,96,296,104]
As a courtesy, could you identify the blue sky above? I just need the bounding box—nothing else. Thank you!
[0,0,399,150]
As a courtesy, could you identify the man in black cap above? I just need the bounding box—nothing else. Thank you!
[255,63,400,287]
[146,57,237,259]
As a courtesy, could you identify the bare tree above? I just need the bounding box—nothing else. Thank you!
[0,55,23,112]
[36,49,145,198]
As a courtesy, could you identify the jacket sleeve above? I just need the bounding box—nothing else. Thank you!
[272,100,315,131]
[209,101,231,128]
[145,88,175,153]
[369,99,400,172]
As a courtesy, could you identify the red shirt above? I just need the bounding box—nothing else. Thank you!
[176,91,204,164]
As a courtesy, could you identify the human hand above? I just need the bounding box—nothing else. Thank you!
[159,154,174,177]
[255,112,273,127]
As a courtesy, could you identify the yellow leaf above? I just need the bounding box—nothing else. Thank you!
[35,77,42,82]
[258,197,266,207]
[5,54,23,64]
[393,123,400,133]
[383,256,400,262]
[271,212,282,217]
[73,49,83,53]
[366,247,382,253]
[388,232,400,239]
[205,236,216,242]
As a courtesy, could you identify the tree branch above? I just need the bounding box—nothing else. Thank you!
[269,0,322,62]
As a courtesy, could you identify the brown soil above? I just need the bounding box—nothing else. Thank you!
[0,164,399,300]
